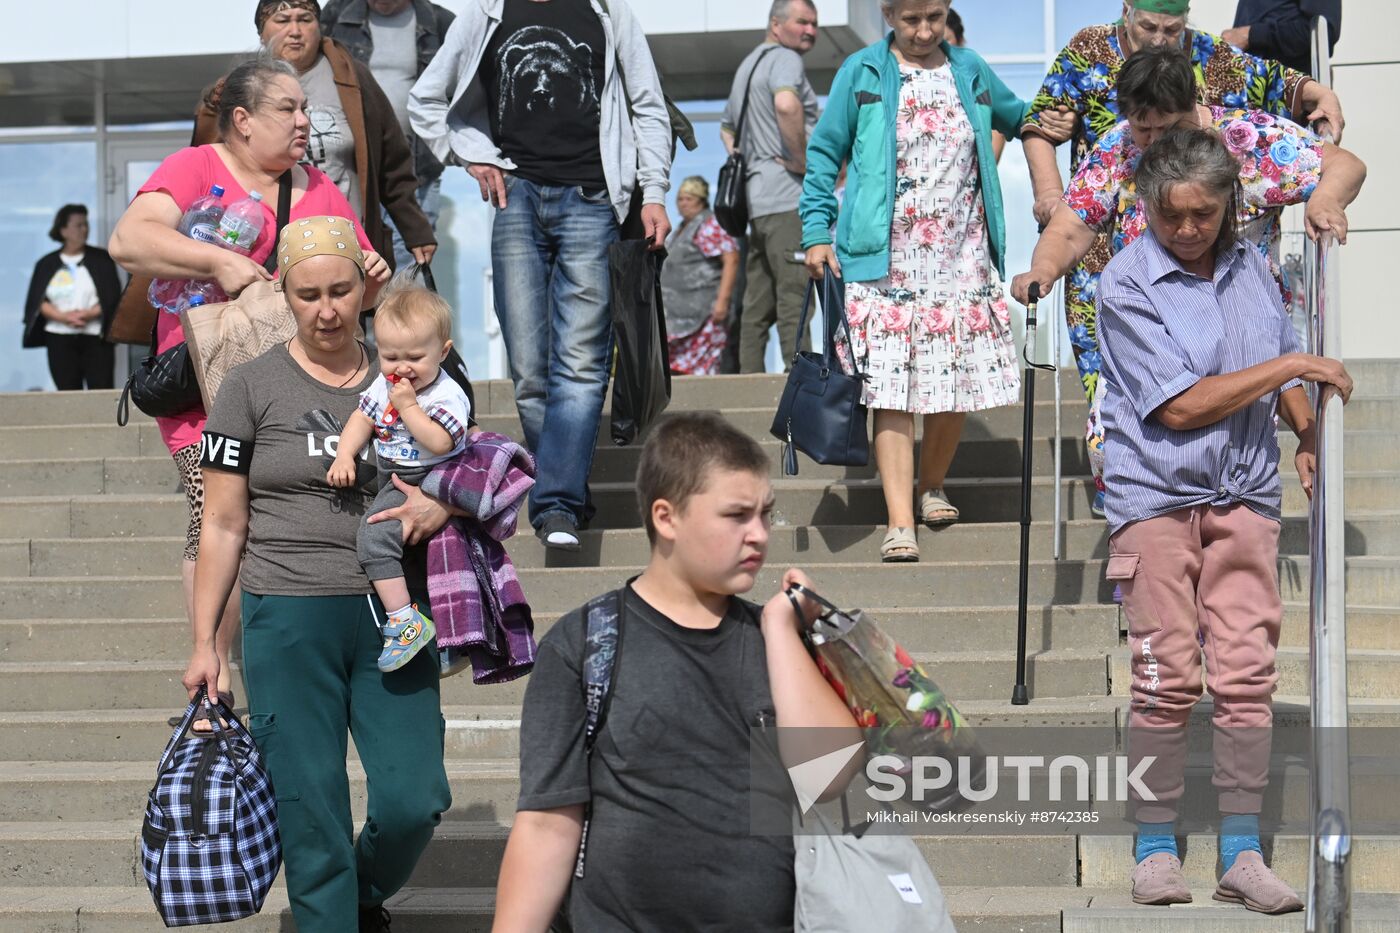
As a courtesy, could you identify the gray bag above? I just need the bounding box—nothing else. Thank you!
[794,798,956,932]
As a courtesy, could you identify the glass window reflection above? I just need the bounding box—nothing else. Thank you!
[5,141,98,392]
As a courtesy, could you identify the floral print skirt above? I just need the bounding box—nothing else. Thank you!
[838,280,1021,415]
[667,318,727,376]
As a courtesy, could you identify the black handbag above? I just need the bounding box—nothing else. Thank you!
[117,325,200,426]
[769,275,869,476]
[714,46,778,238]
[116,172,294,427]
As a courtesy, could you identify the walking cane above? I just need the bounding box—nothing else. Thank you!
[1013,282,1058,705]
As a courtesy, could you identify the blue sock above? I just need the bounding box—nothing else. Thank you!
[1220,814,1262,870]
[1135,821,1178,863]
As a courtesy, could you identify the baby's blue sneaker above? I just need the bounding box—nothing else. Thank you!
[378,606,435,673]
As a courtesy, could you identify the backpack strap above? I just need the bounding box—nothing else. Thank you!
[573,587,625,879]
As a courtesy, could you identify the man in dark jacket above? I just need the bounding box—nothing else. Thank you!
[1225,0,1341,75]
[321,0,455,270]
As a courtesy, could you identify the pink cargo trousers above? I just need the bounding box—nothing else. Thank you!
[1108,503,1282,823]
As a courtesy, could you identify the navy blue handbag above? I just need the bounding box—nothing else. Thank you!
[141,690,281,927]
[769,275,870,475]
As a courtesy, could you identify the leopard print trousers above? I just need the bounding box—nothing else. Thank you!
[172,442,205,562]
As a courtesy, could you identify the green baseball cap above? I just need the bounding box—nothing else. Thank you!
[1131,0,1190,15]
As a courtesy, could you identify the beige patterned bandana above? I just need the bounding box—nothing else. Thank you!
[276,216,366,281]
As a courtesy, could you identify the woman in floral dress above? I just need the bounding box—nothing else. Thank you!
[801,0,1069,562]
[660,176,740,375]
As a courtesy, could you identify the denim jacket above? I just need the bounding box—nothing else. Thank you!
[800,37,1029,283]
[320,0,456,183]
[408,0,673,223]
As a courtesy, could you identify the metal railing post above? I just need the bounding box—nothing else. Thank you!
[1305,15,1351,933]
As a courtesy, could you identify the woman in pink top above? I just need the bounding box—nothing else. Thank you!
[109,58,389,713]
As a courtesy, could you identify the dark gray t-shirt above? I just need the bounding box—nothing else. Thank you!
[517,586,795,931]
[201,344,381,597]
[721,43,819,220]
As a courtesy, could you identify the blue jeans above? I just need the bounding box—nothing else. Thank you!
[385,175,443,272]
[491,177,619,528]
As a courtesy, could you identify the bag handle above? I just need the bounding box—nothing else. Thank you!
[154,687,243,776]
[262,170,294,276]
[791,275,863,376]
[732,46,779,147]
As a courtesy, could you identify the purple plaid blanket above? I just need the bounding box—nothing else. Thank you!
[421,433,537,684]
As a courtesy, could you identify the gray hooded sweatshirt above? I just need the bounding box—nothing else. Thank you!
[407,0,672,223]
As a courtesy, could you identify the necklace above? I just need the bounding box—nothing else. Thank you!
[289,338,366,388]
[336,341,367,388]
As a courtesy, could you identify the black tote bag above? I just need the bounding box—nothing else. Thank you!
[608,240,671,446]
[769,275,869,475]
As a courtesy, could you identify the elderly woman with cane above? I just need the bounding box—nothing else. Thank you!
[1096,126,1351,912]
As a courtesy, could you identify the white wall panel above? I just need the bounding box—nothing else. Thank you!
[1330,0,1400,66]
[1338,231,1400,360]
[1329,63,1399,234]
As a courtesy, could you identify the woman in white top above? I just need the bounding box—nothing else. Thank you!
[23,204,122,390]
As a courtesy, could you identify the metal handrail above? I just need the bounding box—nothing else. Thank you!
[1305,16,1351,933]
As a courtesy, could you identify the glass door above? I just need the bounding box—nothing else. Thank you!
[103,133,188,381]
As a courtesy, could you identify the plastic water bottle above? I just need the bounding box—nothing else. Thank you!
[182,279,228,309]
[150,185,227,313]
[184,185,228,244]
[214,191,265,256]
[164,192,266,313]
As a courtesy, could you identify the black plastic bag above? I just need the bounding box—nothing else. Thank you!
[608,240,672,446]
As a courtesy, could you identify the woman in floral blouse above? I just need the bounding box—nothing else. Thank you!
[1011,49,1364,485]
[801,0,1071,562]
[1019,0,1345,517]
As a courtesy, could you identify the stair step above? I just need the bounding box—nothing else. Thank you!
[0,556,1371,619]
[0,601,1120,664]
[4,395,1395,460]
[12,513,1399,576]
[2,694,1397,762]
[1110,648,1400,700]
[0,759,520,824]
[0,645,1107,711]
[10,746,1400,829]
[0,883,1111,933]
[0,696,1127,763]
[1078,834,1400,893]
[0,561,1119,616]
[0,820,1080,890]
[1063,892,1400,932]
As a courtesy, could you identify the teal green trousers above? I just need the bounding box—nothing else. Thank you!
[241,592,451,932]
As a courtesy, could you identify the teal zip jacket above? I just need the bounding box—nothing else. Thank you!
[800,37,1029,284]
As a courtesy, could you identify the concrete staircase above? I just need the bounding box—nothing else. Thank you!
[0,363,1396,931]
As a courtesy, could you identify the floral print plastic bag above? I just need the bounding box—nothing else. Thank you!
[791,585,982,811]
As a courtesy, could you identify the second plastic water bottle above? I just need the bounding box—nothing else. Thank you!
[215,192,265,256]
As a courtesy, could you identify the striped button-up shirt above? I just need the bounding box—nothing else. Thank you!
[1097,229,1302,534]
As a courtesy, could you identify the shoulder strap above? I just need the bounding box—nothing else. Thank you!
[263,170,294,275]
[733,46,780,147]
[581,588,624,756]
[573,588,625,880]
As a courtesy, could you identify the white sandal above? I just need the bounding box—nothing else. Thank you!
[880,527,920,563]
[919,489,959,527]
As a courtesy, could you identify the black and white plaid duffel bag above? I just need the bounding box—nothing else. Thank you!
[141,690,282,926]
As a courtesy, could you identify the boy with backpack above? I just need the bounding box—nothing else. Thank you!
[491,412,860,931]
